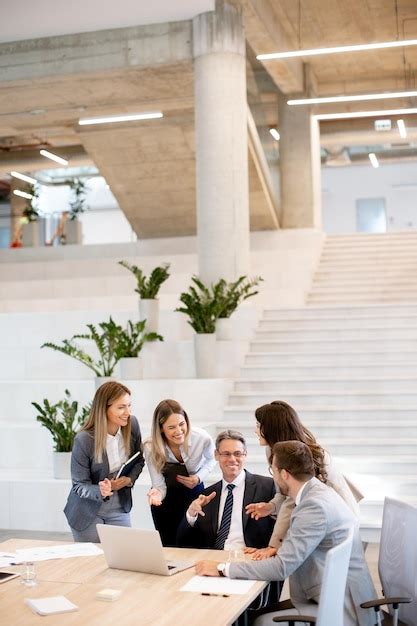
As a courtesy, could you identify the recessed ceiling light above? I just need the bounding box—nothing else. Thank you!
[314,107,417,121]
[10,171,37,185]
[397,119,407,138]
[288,90,417,106]
[369,153,379,168]
[269,128,280,141]
[40,149,69,165]
[13,190,34,199]
[257,38,417,60]
[78,112,163,125]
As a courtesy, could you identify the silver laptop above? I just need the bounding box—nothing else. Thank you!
[96,525,194,576]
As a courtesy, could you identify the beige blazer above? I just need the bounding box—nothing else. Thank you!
[268,452,362,548]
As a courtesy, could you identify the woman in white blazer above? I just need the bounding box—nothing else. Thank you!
[144,399,215,546]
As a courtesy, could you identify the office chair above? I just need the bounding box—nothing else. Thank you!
[361,497,415,626]
[269,527,354,626]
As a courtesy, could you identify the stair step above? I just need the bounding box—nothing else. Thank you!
[259,317,417,330]
[254,328,417,341]
[234,376,417,393]
[263,304,417,319]
[241,364,417,377]
[250,338,417,353]
[245,351,417,365]
[229,390,417,406]
[224,405,417,420]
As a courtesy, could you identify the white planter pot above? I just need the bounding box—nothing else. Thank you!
[22,219,46,247]
[53,452,71,479]
[64,218,82,245]
[194,333,216,378]
[216,317,234,340]
[139,298,159,333]
[119,357,143,380]
[94,376,115,390]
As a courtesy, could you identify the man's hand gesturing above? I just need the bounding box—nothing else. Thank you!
[188,491,217,517]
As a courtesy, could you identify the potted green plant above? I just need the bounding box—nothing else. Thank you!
[117,320,163,379]
[64,177,89,244]
[32,389,90,478]
[176,277,219,378]
[21,183,45,247]
[41,317,125,389]
[119,261,170,333]
[213,275,263,340]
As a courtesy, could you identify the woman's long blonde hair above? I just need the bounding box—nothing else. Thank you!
[82,381,132,463]
[147,399,190,472]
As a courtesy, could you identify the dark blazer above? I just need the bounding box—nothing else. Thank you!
[176,470,275,549]
[64,416,144,532]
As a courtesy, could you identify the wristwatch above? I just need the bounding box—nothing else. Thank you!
[217,563,226,577]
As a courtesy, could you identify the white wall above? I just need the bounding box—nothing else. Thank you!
[322,160,417,234]
[37,176,137,244]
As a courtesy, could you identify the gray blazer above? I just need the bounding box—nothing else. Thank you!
[64,416,144,532]
[229,477,376,626]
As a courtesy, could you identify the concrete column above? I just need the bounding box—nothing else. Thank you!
[193,0,250,283]
[278,94,322,229]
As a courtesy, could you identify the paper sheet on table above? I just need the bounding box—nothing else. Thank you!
[14,543,103,563]
[0,553,16,567]
[180,575,256,595]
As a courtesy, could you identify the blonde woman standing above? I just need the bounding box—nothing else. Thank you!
[144,399,215,546]
[64,381,144,542]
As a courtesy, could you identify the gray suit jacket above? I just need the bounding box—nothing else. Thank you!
[64,416,144,532]
[229,477,376,626]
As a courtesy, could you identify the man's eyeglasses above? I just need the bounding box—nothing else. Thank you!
[217,451,247,458]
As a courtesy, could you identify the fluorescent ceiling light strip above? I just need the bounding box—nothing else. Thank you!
[39,149,69,165]
[257,38,417,60]
[369,153,379,168]
[13,189,33,199]
[314,107,417,121]
[78,112,163,125]
[269,128,280,141]
[288,90,417,106]
[10,171,37,185]
[397,119,407,138]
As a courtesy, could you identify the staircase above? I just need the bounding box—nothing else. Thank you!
[308,232,417,304]
[222,232,417,541]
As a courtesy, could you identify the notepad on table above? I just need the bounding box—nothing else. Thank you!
[25,595,78,615]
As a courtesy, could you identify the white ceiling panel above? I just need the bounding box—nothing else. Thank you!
[0,0,215,43]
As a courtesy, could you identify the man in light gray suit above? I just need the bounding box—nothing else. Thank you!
[196,441,376,626]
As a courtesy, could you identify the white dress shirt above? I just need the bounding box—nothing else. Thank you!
[106,429,127,474]
[186,468,246,550]
[144,427,216,500]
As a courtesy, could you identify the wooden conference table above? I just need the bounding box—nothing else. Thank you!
[0,539,267,626]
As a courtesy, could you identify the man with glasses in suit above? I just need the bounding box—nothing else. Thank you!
[177,430,275,550]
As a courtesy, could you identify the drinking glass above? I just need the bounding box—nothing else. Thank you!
[227,548,245,563]
[20,561,37,586]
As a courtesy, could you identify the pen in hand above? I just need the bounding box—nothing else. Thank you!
[201,593,230,597]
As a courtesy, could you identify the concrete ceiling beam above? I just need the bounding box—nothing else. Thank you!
[241,0,307,94]
[0,21,193,82]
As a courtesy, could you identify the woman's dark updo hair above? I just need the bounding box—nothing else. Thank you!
[255,400,328,483]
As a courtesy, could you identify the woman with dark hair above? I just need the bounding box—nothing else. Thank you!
[144,399,216,546]
[246,400,360,559]
[64,381,144,542]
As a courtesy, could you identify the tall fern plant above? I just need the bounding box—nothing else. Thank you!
[119,261,170,298]
[32,390,90,452]
[176,277,218,334]
[42,317,125,377]
[213,275,263,319]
